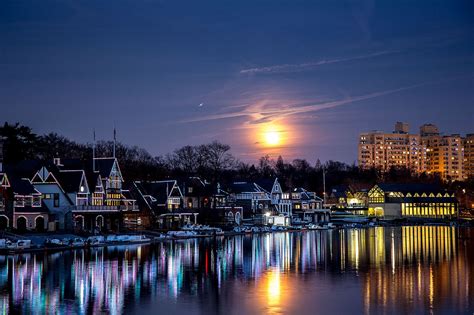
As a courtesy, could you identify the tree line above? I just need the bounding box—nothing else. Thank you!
[1,122,465,196]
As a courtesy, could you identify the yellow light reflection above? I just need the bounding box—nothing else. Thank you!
[267,269,281,306]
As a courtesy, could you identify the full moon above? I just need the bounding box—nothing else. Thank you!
[264,130,281,146]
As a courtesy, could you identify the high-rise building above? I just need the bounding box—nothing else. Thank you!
[464,134,474,179]
[358,123,426,172]
[359,122,471,181]
[420,123,464,181]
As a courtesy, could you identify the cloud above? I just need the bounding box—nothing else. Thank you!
[181,75,472,126]
[240,50,398,75]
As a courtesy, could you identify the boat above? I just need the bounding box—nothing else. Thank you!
[69,238,85,247]
[127,235,152,243]
[209,228,224,236]
[6,239,32,250]
[307,224,328,230]
[45,238,64,247]
[86,236,106,246]
[233,226,244,233]
[167,231,197,239]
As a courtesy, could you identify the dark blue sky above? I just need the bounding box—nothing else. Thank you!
[1,0,473,163]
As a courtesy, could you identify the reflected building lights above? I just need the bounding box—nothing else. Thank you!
[0,227,472,314]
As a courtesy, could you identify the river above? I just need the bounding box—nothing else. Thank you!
[1,226,473,314]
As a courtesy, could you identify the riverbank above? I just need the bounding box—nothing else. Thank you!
[2,220,472,256]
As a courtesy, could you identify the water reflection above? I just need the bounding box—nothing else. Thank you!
[0,227,473,314]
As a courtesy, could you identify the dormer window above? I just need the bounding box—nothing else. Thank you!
[33,196,41,207]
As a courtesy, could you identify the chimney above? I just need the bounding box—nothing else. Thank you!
[53,157,62,166]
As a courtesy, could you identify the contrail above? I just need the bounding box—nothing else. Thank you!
[240,50,398,74]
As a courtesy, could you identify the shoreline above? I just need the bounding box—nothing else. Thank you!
[1,222,472,256]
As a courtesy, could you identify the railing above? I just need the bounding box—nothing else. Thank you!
[72,205,139,212]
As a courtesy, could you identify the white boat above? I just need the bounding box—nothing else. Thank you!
[167,231,197,238]
[70,238,85,247]
[271,225,287,232]
[233,226,244,233]
[209,228,224,236]
[6,239,32,249]
[87,236,106,246]
[153,234,167,241]
[307,224,328,230]
[127,235,152,243]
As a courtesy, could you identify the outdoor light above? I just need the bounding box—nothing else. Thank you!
[265,212,271,217]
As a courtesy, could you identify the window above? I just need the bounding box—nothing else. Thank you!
[14,196,25,207]
[54,193,60,207]
[24,196,32,207]
[33,196,41,207]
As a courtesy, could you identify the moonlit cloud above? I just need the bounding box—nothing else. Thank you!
[181,80,436,126]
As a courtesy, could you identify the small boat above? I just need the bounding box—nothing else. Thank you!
[87,236,106,246]
[45,238,64,247]
[271,225,286,232]
[69,238,85,247]
[167,231,197,239]
[127,235,152,243]
[249,227,259,233]
[6,239,32,250]
[307,224,328,230]
[233,226,244,233]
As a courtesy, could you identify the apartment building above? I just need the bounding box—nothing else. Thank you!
[464,134,474,179]
[358,122,426,173]
[359,122,471,181]
[420,124,464,181]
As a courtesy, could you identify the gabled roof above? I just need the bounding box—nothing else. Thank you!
[56,170,88,194]
[291,187,323,201]
[9,177,39,195]
[94,158,121,179]
[255,178,278,193]
[134,180,182,205]
[227,182,261,194]
[0,173,10,188]
[130,182,152,210]
[3,160,43,179]
[85,171,103,192]
[181,177,214,196]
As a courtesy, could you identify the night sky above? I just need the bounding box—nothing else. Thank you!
[1,0,473,164]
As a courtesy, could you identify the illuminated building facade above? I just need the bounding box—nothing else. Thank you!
[368,183,457,219]
[358,122,426,173]
[420,124,464,181]
[464,134,474,179]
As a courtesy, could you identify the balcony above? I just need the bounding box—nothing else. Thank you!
[72,205,139,212]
